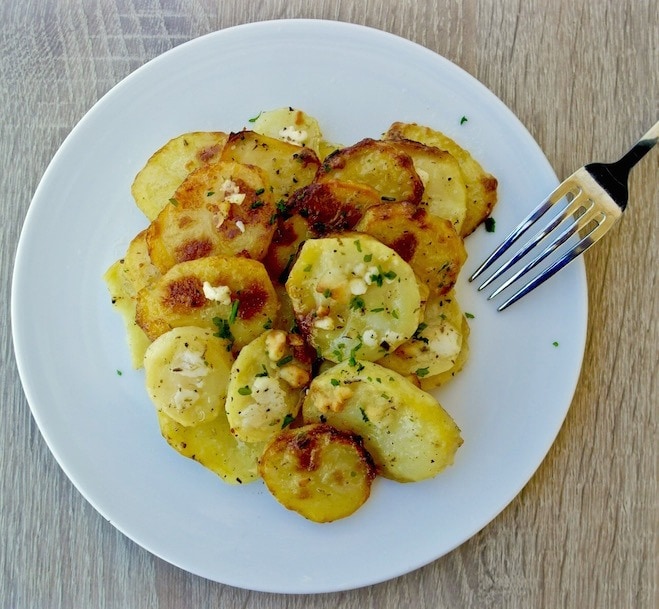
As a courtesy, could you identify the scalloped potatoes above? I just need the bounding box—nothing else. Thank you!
[104,107,497,522]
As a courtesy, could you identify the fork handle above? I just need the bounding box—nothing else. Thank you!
[615,120,659,175]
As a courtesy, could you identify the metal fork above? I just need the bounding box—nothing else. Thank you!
[469,121,659,311]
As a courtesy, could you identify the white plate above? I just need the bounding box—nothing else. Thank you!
[11,20,587,594]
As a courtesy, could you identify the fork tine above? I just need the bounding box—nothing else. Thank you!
[494,208,619,311]
[469,178,577,282]
[476,187,589,291]
[487,204,600,300]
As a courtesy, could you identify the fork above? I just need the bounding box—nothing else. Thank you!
[469,121,659,311]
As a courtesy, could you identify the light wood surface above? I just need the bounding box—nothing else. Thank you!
[1,1,657,607]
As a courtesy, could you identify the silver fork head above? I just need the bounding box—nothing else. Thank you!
[469,168,624,311]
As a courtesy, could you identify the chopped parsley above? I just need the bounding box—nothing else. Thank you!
[116,369,123,376]
[349,295,366,312]
[276,355,294,367]
[228,299,240,324]
[255,364,269,377]
[484,217,496,232]
[416,367,430,377]
[359,407,370,422]
[248,111,261,123]
[354,239,362,252]
[330,378,340,387]
[460,115,469,125]
[553,341,559,347]
[465,312,475,319]
[281,414,295,428]
[212,317,234,349]
[168,197,179,206]
[238,385,252,396]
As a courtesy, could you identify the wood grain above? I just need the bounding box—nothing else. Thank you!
[1,1,656,607]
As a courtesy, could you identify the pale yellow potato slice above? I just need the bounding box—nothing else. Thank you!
[386,122,498,236]
[387,138,467,232]
[132,131,228,220]
[103,257,152,368]
[157,410,264,485]
[220,130,320,203]
[378,290,466,380]
[302,360,463,482]
[143,326,233,427]
[225,330,313,443]
[285,234,423,362]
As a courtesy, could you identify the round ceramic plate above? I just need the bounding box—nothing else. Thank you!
[12,20,587,594]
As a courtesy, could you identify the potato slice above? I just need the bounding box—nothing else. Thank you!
[157,410,264,485]
[355,202,467,297]
[146,161,275,274]
[387,138,467,232]
[303,360,463,482]
[220,130,320,203]
[378,290,466,380]
[386,123,498,236]
[262,213,313,285]
[135,255,278,349]
[316,138,424,204]
[225,330,313,443]
[259,423,376,522]
[285,234,423,362]
[122,229,161,295]
[143,326,233,426]
[132,131,228,220]
[287,180,384,235]
[251,107,324,156]
[420,316,471,391]
[103,257,152,368]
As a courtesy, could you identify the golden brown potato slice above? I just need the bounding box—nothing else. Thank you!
[263,180,384,284]
[302,361,463,482]
[258,423,376,522]
[286,180,384,235]
[157,410,264,485]
[315,138,424,204]
[135,255,278,350]
[131,131,229,220]
[378,290,466,381]
[146,161,275,274]
[386,123,498,236]
[262,213,313,285]
[387,139,467,232]
[355,202,467,297]
[220,130,320,203]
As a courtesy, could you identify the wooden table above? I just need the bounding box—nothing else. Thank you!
[1,1,656,607]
